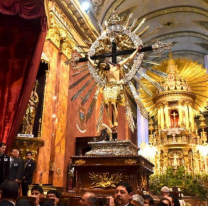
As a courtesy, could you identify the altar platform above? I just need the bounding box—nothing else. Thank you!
[62,140,154,205]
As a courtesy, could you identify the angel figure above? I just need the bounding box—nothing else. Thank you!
[88,47,141,128]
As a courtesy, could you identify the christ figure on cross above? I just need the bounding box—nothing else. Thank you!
[88,46,141,128]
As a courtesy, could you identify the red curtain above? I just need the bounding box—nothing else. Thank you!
[0,0,47,149]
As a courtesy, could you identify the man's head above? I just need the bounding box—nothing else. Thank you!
[161,186,172,197]
[160,198,171,206]
[114,181,133,206]
[0,142,6,155]
[131,194,144,206]
[10,149,19,158]
[47,190,60,199]
[98,60,110,70]
[31,185,44,198]
[80,192,97,206]
[0,180,19,202]
[142,195,154,206]
[26,152,33,160]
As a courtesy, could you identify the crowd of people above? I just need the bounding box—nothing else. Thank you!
[0,142,36,196]
[0,141,182,206]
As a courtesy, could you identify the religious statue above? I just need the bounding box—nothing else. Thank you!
[88,47,141,128]
[21,80,39,134]
[170,110,179,128]
[67,163,75,191]
[67,11,172,133]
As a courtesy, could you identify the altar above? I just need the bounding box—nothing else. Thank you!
[63,140,154,205]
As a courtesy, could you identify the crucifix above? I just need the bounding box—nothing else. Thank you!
[171,111,179,128]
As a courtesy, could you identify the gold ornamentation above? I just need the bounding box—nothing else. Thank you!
[74,159,86,165]
[89,172,122,188]
[21,80,39,135]
[124,159,137,165]
[13,137,44,160]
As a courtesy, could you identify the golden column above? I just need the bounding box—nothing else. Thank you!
[158,106,161,129]
[160,104,165,130]
[188,102,194,131]
[184,102,189,130]
[164,102,169,129]
[178,101,183,127]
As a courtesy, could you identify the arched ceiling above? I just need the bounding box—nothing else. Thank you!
[92,0,208,65]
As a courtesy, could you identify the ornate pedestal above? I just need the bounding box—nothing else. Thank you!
[63,141,154,205]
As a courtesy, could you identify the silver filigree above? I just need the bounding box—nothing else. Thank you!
[152,41,172,54]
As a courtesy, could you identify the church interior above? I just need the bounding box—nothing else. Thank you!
[0,0,208,205]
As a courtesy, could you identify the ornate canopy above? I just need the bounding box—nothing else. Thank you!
[140,53,208,117]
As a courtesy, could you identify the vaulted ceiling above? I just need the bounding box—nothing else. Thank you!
[91,0,208,65]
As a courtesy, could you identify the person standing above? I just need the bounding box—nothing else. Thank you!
[0,142,10,185]
[8,149,22,182]
[22,152,36,196]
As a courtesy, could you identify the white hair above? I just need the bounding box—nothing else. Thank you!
[132,194,144,205]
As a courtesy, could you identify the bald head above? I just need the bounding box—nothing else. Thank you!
[80,192,97,206]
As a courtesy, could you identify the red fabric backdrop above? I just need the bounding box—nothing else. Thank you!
[0,0,47,149]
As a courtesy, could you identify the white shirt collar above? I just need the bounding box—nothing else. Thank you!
[8,200,15,206]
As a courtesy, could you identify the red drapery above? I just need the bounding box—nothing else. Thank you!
[0,0,47,149]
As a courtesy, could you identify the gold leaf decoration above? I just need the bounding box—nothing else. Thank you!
[89,172,122,188]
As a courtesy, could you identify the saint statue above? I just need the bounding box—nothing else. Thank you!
[21,80,39,134]
[170,110,179,128]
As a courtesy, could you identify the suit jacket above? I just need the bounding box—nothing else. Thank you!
[0,154,10,181]
[9,157,22,181]
[23,159,36,184]
[127,203,135,206]
[0,200,15,206]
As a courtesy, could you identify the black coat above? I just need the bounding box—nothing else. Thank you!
[0,200,15,206]
[9,157,22,181]
[0,154,10,183]
[23,159,36,184]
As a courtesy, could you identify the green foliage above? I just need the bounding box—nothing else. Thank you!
[149,166,208,200]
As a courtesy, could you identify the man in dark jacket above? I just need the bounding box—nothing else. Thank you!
[22,151,36,196]
[8,149,22,182]
[108,181,134,206]
[0,142,10,185]
[0,180,19,206]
